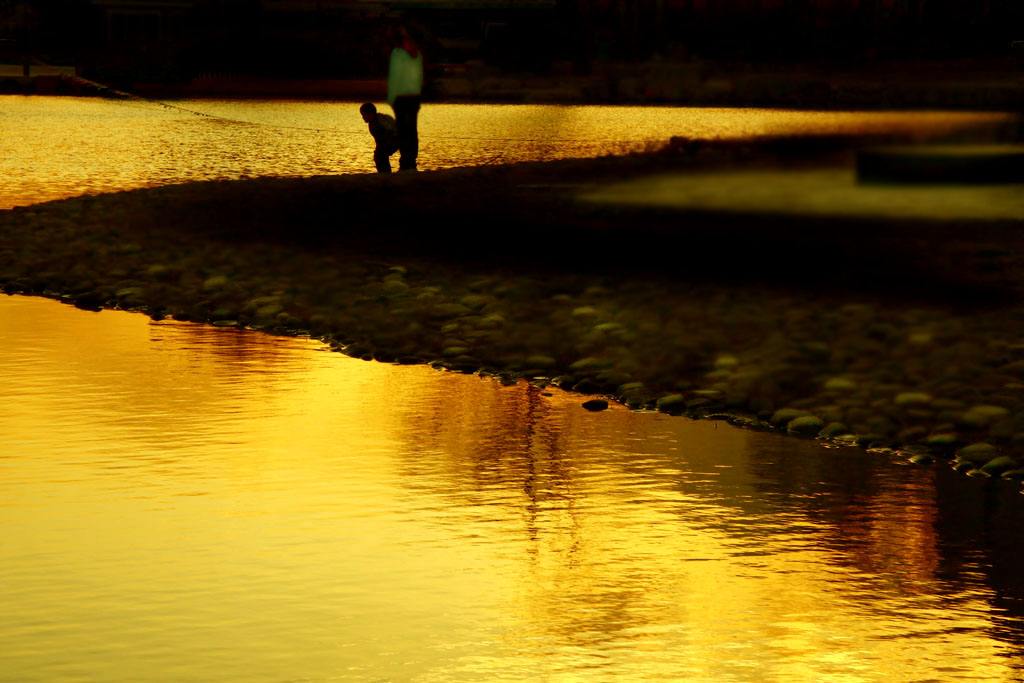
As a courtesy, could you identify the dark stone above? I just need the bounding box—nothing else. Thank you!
[686,397,714,409]
[72,291,104,311]
[582,399,609,411]
[342,343,372,358]
[572,379,602,394]
[656,393,687,415]
[624,396,646,410]
[553,375,577,389]
[787,415,824,436]
[980,456,1018,477]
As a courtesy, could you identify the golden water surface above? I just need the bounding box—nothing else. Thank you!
[1,295,1022,682]
[0,95,1012,209]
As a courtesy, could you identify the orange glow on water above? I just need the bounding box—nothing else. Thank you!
[1,296,1021,680]
[1,95,1012,209]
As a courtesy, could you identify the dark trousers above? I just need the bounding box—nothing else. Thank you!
[391,96,421,171]
[374,147,395,174]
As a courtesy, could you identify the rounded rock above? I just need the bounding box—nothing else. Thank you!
[894,392,932,408]
[656,394,687,414]
[1000,360,1024,376]
[961,405,1011,429]
[255,303,284,319]
[824,377,857,392]
[342,342,372,358]
[980,456,1018,476]
[145,264,170,279]
[896,426,928,443]
[572,379,602,395]
[459,294,489,310]
[382,279,410,295]
[925,433,959,448]
[429,303,471,320]
[770,408,809,427]
[818,421,850,439]
[525,354,557,369]
[617,381,645,394]
[787,415,824,436]
[956,442,998,464]
[202,275,229,290]
[72,291,104,311]
[570,306,601,320]
[569,357,612,373]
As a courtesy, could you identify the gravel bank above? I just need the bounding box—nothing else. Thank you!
[3,138,1024,488]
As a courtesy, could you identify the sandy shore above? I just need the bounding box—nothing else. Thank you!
[3,133,1024,485]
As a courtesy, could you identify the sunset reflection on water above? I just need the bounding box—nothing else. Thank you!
[1,295,1022,681]
[1,95,1013,209]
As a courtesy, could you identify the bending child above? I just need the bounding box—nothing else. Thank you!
[360,102,399,174]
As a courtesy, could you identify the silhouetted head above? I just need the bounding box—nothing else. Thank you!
[386,24,420,57]
[360,102,376,123]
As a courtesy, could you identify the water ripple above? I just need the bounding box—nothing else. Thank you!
[1,296,1024,681]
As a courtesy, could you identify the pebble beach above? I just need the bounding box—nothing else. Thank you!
[3,133,1024,488]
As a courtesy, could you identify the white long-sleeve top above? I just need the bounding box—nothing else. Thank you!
[387,47,423,105]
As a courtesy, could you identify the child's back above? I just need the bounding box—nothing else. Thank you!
[370,113,399,154]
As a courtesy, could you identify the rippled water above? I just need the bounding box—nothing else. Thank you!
[0,95,1011,209]
[3,97,1023,680]
[1,295,1023,681]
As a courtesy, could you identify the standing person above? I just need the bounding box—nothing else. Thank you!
[386,24,423,172]
[360,102,399,174]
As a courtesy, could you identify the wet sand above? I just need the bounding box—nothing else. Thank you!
[3,132,1024,484]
